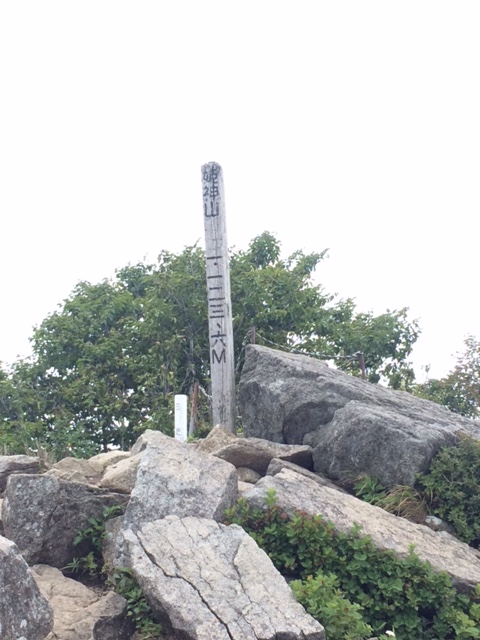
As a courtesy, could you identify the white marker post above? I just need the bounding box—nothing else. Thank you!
[201,162,236,434]
[174,394,188,442]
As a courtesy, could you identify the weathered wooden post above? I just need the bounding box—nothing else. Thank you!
[201,162,236,433]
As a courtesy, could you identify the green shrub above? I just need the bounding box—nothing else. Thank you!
[63,504,125,577]
[291,571,373,640]
[417,436,480,547]
[107,567,164,639]
[63,505,164,638]
[353,436,480,547]
[224,489,480,639]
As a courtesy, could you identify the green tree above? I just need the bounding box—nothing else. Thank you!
[0,233,420,456]
[415,336,480,418]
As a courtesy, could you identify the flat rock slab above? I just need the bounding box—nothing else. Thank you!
[0,536,53,640]
[121,431,238,531]
[121,515,325,640]
[32,565,132,640]
[3,474,128,567]
[0,454,39,492]
[198,427,313,475]
[244,469,480,594]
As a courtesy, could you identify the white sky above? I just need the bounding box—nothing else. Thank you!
[1,1,478,380]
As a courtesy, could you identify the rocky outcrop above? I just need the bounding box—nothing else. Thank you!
[0,454,39,491]
[197,425,313,474]
[266,458,349,493]
[0,536,53,640]
[120,515,325,640]
[120,431,238,532]
[238,345,480,486]
[3,474,128,567]
[2,369,480,640]
[32,565,132,640]
[244,469,480,593]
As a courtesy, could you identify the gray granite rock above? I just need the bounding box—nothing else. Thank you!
[201,430,313,475]
[0,455,39,492]
[3,474,127,567]
[120,515,325,640]
[0,536,53,640]
[309,401,457,486]
[238,345,480,486]
[121,432,238,532]
[266,458,348,493]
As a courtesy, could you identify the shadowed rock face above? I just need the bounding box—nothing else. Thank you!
[120,515,325,640]
[238,345,480,486]
[0,536,53,640]
[197,425,313,474]
[3,474,128,567]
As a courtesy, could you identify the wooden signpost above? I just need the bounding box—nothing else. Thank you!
[201,162,236,433]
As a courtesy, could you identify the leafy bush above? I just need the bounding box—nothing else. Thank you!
[291,572,373,640]
[63,504,125,577]
[417,436,480,548]
[107,567,164,639]
[63,505,164,638]
[224,489,480,639]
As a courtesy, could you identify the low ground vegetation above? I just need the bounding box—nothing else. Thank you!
[63,505,164,640]
[224,488,480,640]
[353,435,480,550]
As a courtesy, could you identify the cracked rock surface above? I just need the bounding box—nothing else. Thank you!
[122,515,325,640]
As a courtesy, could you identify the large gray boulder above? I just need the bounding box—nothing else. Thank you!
[308,401,457,486]
[244,469,480,594]
[0,536,53,640]
[120,515,325,640]
[0,454,39,492]
[32,565,132,640]
[121,431,238,531]
[2,474,127,567]
[238,345,480,486]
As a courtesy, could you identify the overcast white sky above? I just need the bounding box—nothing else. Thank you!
[1,1,478,380]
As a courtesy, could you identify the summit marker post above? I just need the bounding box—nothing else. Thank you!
[201,162,236,433]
